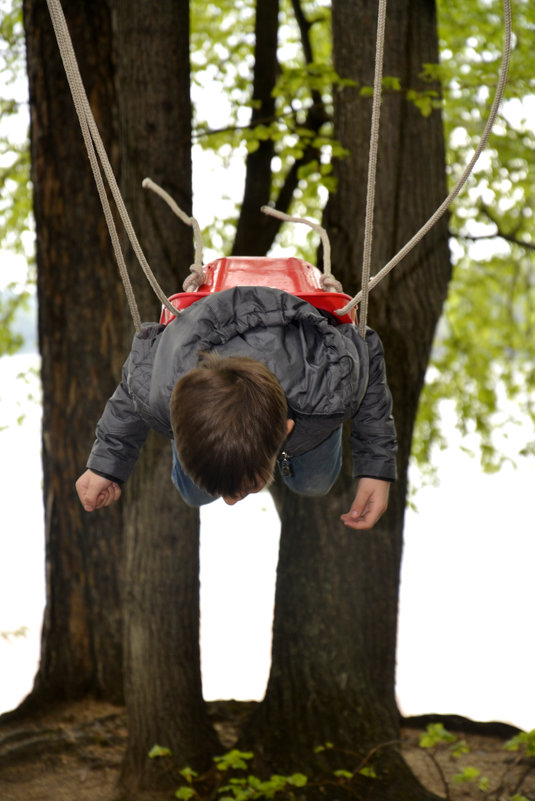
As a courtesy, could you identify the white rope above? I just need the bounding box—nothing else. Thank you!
[260,206,343,292]
[359,0,387,336]
[46,0,183,330]
[141,179,206,293]
[336,0,512,320]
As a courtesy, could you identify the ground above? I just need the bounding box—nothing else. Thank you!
[0,700,533,801]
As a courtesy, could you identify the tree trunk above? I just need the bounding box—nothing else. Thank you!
[23,0,126,706]
[24,0,219,784]
[111,1,221,792]
[233,0,280,256]
[244,0,451,797]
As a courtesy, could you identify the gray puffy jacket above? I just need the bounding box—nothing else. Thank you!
[87,286,397,483]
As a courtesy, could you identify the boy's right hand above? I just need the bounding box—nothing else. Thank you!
[76,469,122,512]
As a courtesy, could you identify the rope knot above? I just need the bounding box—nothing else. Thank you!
[182,264,207,292]
[320,274,344,294]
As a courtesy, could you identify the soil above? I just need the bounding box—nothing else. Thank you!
[0,700,533,801]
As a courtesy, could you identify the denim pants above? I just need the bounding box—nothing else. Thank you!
[171,426,343,507]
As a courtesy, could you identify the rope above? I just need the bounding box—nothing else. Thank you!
[359,0,387,337]
[337,0,512,321]
[142,178,206,292]
[260,206,343,292]
[46,0,183,331]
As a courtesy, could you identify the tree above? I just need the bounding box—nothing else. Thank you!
[236,2,450,797]
[23,0,126,705]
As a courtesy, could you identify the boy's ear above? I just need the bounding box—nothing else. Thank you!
[286,419,295,435]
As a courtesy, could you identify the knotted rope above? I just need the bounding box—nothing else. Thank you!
[260,206,343,293]
[142,178,206,292]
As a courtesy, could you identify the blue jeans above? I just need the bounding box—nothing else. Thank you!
[171,427,343,507]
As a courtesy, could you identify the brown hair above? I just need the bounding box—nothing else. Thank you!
[170,352,288,497]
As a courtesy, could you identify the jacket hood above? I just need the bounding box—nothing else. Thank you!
[138,286,365,435]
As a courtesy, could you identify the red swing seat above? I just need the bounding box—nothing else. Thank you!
[160,256,356,325]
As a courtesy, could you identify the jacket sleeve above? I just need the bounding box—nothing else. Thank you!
[350,328,397,481]
[86,358,151,483]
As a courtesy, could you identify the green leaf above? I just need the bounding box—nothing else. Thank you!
[175,788,196,800]
[148,744,172,758]
[358,766,377,778]
[288,773,308,787]
[450,738,470,757]
[452,766,480,784]
[214,749,254,772]
[314,741,334,753]
[180,766,199,783]
[505,730,535,757]
[333,769,353,779]
[419,723,457,748]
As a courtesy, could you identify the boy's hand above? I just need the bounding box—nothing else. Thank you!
[341,477,390,531]
[76,469,122,512]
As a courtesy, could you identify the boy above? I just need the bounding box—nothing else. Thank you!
[76,285,397,530]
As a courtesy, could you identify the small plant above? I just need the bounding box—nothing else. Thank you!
[418,721,535,801]
[148,740,390,799]
[150,747,308,800]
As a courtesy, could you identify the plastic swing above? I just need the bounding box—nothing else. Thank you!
[143,181,357,326]
[160,256,357,326]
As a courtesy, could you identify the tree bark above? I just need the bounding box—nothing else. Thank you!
[24,0,219,785]
[243,0,450,797]
[111,0,221,791]
[23,0,126,706]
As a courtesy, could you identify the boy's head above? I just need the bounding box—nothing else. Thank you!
[171,352,289,501]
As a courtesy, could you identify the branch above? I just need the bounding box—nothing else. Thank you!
[480,203,535,251]
[453,203,535,253]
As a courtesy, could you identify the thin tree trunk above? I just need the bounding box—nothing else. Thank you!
[233,0,280,255]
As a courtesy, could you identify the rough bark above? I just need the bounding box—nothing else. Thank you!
[111,0,221,792]
[23,0,218,785]
[243,0,451,797]
[23,0,125,706]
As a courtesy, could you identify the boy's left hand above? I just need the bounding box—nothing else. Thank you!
[340,477,390,531]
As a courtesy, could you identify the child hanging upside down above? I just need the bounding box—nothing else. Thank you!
[75,285,397,530]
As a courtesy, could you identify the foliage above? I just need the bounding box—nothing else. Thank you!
[0,0,33,359]
[149,727,535,799]
[0,0,32,255]
[412,0,535,479]
[418,722,535,800]
[147,739,405,799]
[149,747,310,800]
